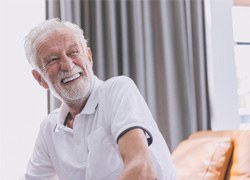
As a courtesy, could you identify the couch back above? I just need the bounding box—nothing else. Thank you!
[172,130,250,180]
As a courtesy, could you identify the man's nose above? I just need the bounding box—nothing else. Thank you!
[60,55,74,71]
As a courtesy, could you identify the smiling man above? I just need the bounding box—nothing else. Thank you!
[24,18,176,180]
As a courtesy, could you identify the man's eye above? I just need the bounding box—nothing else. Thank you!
[71,50,79,55]
[48,57,59,64]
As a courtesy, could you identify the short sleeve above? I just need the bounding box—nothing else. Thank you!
[105,76,155,146]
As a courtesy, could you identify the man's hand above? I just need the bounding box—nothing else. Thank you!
[118,128,157,180]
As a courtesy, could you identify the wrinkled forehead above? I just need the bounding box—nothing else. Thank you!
[35,29,79,48]
[36,30,80,53]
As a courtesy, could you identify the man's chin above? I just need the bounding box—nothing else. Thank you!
[59,90,90,102]
[49,78,93,103]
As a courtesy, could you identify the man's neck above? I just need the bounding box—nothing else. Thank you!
[64,97,89,119]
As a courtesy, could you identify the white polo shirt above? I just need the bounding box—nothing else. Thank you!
[25,76,176,180]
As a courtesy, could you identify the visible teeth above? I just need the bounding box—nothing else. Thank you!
[62,73,81,84]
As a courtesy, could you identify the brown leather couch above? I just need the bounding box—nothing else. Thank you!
[171,130,250,180]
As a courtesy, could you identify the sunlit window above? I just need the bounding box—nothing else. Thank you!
[232,5,250,122]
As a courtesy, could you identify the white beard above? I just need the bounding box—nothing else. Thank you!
[46,61,94,103]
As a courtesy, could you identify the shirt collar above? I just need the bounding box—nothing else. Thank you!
[57,76,103,126]
[80,76,102,115]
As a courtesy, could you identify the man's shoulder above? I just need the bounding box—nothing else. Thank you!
[40,108,59,128]
[97,76,139,105]
[103,75,136,89]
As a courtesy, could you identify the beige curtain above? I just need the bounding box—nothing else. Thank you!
[46,0,210,151]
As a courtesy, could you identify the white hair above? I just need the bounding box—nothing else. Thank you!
[24,18,88,68]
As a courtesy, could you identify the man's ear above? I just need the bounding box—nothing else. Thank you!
[87,47,93,66]
[32,70,49,89]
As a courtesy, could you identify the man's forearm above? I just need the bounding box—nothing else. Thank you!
[118,128,157,180]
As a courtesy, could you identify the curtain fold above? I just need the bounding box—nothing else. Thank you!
[46,0,210,150]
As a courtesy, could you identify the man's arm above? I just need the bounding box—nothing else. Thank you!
[118,128,157,180]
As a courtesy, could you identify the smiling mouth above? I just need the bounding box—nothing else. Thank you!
[61,72,82,84]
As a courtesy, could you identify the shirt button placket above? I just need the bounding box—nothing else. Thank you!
[73,118,81,144]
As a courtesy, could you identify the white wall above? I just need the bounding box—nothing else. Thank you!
[0,1,46,179]
[205,0,240,130]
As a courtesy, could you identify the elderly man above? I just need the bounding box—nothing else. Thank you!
[24,18,176,180]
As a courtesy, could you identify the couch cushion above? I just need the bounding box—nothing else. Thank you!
[188,130,250,179]
[172,137,233,180]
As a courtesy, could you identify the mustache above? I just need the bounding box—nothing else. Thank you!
[58,65,83,79]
